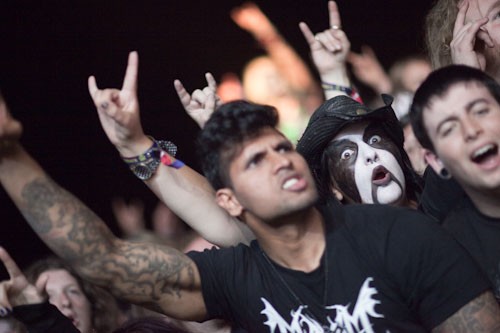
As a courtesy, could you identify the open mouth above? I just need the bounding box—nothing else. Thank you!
[471,143,498,164]
[372,165,391,186]
[282,175,306,191]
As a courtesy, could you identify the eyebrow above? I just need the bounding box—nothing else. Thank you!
[329,138,356,149]
[435,98,489,134]
[243,138,292,167]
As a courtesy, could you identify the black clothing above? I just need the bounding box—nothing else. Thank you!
[13,302,78,333]
[443,195,500,302]
[188,204,489,333]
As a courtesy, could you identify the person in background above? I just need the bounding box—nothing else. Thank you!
[411,64,500,302]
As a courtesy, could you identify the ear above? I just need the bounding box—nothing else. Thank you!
[330,186,344,202]
[424,149,445,174]
[215,188,244,217]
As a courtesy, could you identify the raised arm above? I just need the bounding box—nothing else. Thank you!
[299,1,355,101]
[231,2,323,113]
[346,45,393,95]
[88,52,253,248]
[0,97,206,320]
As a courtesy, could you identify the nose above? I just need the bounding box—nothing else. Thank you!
[462,116,482,142]
[55,292,72,310]
[271,151,292,173]
[359,142,379,165]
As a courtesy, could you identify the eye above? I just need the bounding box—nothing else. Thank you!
[277,142,293,153]
[473,108,489,116]
[341,148,355,160]
[68,288,82,295]
[368,135,381,145]
[440,122,456,137]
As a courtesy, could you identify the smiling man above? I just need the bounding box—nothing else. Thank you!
[297,95,421,207]
[411,64,500,302]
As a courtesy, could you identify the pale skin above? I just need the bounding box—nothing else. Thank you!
[451,0,494,69]
[88,52,252,247]
[347,45,393,95]
[299,1,352,100]
[423,82,500,218]
[0,247,46,312]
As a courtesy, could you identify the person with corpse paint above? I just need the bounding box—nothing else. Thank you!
[296,95,422,208]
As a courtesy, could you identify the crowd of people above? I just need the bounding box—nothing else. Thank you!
[1,0,500,332]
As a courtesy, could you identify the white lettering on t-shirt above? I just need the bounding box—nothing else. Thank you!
[260,277,384,333]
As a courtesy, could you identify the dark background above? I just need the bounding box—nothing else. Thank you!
[0,0,435,272]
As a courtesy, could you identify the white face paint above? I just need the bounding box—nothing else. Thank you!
[331,122,406,205]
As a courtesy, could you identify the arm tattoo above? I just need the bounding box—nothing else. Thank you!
[433,291,500,332]
[20,177,199,307]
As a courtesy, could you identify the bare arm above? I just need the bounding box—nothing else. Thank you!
[299,1,353,101]
[88,52,253,248]
[231,2,323,113]
[432,291,500,332]
[0,101,206,320]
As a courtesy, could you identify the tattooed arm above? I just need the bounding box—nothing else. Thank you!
[0,101,207,320]
[432,291,500,333]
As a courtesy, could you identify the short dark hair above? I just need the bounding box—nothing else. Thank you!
[197,100,279,190]
[410,65,500,152]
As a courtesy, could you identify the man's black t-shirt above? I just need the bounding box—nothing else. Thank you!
[443,195,500,302]
[188,204,489,333]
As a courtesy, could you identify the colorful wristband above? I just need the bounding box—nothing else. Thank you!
[160,151,185,169]
[321,81,363,104]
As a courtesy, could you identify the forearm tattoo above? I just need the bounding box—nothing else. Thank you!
[20,177,197,305]
[433,291,500,332]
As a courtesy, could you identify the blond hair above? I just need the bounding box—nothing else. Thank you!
[425,0,460,69]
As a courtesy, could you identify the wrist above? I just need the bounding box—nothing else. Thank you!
[121,136,182,181]
[319,68,350,88]
[116,136,153,158]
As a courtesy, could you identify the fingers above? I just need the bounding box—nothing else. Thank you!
[34,273,49,297]
[0,284,13,313]
[478,27,494,48]
[328,1,342,29]
[453,0,469,35]
[122,51,139,93]
[298,22,317,46]
[191,89,207,105]
[174,79,192,108]
[0,247,22,280]
[205,92,216,113]
[205,72,217,91]
[88,75,99,100]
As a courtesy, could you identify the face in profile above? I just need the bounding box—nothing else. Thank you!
[423,81,500,194]
[326,121,406,205]
[38,269,93,333]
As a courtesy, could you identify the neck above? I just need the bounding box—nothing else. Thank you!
[250,207,326,272]
[465,187,500,218]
